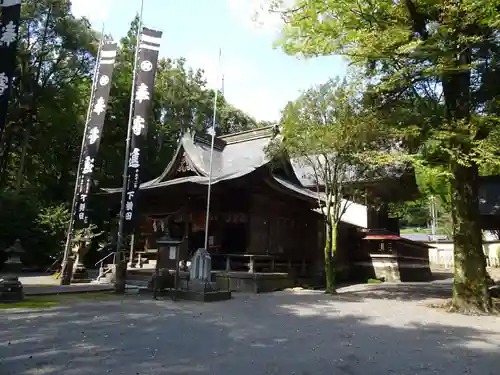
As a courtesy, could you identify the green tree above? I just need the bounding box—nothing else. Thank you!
[0,9,258,269]
[269,78,381,293]
[271,0,499,313]
[0,0,97,267]
[0,0,97,196]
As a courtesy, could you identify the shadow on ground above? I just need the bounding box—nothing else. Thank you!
[0,283,499,375]
[335,280,455,302]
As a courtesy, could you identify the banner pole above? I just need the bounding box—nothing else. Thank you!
[114,0,144,292]
[60,26,105,285]
[203,48,222,251]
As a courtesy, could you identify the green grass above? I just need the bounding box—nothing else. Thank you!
[367,278,383,284]
[0,292,120,310]
[400,227,433,234]
[0,297,59,309]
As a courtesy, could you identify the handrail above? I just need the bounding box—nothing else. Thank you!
[45,254,63,273]
[97,266,113,282]
[95,252,115,267]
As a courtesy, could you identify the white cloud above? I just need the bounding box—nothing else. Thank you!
[185,49,280,121]
[71,0,114,23]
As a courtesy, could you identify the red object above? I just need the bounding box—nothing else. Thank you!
[363,235,401,240]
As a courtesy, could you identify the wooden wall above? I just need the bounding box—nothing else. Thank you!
[247,192,319,260]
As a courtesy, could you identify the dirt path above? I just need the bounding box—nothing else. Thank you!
[1,282,498,375]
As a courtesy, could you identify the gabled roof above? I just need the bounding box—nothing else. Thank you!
[102,125,410,198]
[103,126,282,193]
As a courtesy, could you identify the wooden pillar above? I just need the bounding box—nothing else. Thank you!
[127,233,136,268]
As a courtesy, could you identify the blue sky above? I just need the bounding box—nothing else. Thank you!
[71,0,347,122]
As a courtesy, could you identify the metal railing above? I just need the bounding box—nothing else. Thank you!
[95,252,115,283]
[45,254,63,273]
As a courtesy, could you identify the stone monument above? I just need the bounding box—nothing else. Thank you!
[189,248,217,292]
[3,239,24,273]
[71,241,91,282]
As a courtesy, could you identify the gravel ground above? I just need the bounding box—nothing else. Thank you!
[1,281,499,375]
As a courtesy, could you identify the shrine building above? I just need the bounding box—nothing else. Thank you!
[101,126,432,292]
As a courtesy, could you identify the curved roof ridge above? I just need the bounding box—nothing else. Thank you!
[140,141,184,188]
[220,125,278,144]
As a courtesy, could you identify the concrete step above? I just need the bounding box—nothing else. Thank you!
[126,279,149,287]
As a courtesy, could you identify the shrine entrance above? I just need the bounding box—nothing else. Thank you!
[221,215,248,254]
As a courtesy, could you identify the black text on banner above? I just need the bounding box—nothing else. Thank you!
[0,0,21,136]
[75,41,118,227]
[123,28,162,231]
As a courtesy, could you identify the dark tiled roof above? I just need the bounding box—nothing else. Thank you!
[102,125,405,195]
[291,157,407,188]
[103,126,277,194]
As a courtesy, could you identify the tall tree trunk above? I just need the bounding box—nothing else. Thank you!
[324,216,337,294]
[441,46,493,313]
[450,161,493,313]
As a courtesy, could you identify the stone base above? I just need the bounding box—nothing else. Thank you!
[0,276,24,302]
[188,279,218,293]
[70,278,93,284]
[214,272,294,293]
[71,266,89,283]
[354,254,433,282]
[140,288,231,302]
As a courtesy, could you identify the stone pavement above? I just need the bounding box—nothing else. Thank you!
[1,280,499,375]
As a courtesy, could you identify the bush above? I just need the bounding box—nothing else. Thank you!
[0,191,70,269]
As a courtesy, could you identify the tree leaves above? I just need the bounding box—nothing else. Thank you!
[273,0,499,310]
[0,6,257,268]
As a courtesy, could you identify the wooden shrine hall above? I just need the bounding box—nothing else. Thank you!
[102,126,432,292]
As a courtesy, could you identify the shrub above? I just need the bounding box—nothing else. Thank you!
[0,191,70,269]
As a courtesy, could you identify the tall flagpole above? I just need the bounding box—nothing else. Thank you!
[203,48,222,250]
[60,24,105,285]
[115,0,144,291]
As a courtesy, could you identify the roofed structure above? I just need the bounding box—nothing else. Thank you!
[103,125,417,211]
[98,126,432,290]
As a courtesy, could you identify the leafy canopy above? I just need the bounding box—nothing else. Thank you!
[273,78,384,222]
[273,0,500,169]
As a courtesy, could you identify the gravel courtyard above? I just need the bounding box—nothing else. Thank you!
[1,281,499,375]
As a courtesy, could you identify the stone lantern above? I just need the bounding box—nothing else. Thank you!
[3,239,24,273]
[71,224,102,283]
